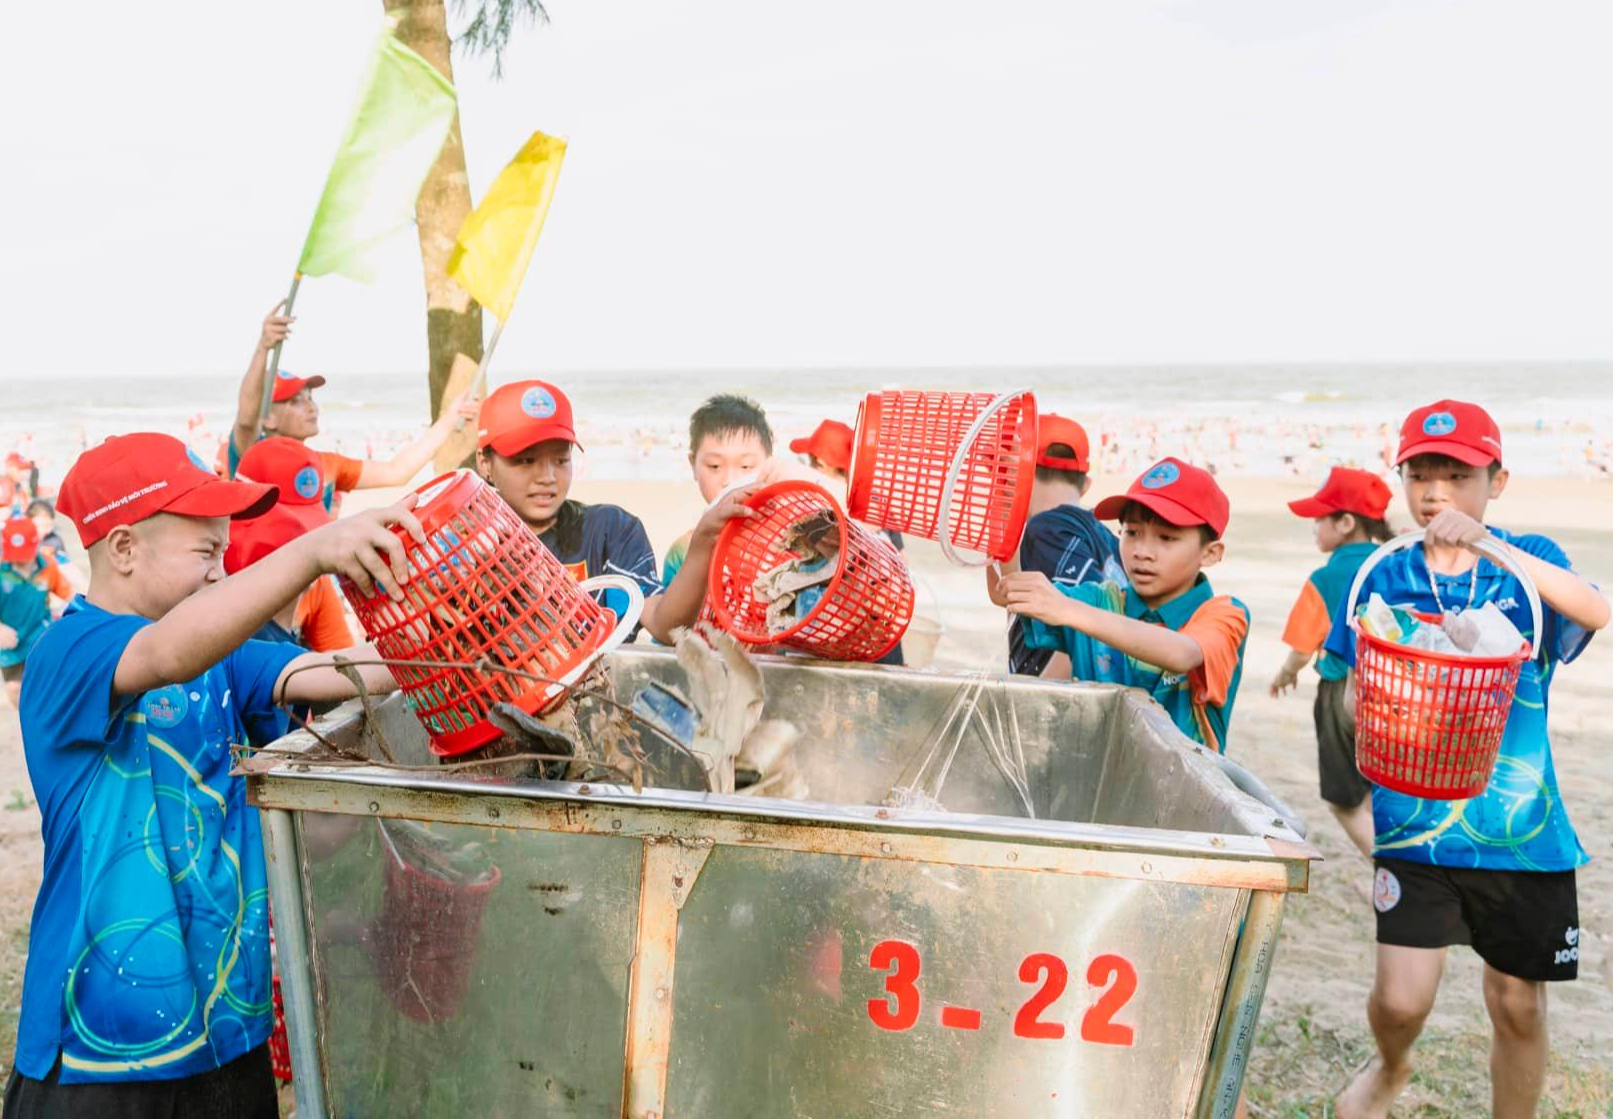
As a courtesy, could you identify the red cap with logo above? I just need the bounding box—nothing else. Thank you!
[478,380,581,457]
[1093,457,1231,537]
[225,437,332,573]
[1036,414,1091,472]
[1396,399,1502,467]
[2,517,38,565]
[789,420,854,473]
[1288,466,1392,520]
[56,433,278,548]
[271,368,327,404]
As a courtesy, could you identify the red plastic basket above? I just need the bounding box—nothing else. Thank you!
[269,976,292,1082]
[341,471,642,757]
[1346,532,1540,800]
[847,389,1037,564]
[708,481,914,662]
[373,840,501,1024]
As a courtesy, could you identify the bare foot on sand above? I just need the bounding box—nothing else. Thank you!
[1335,1059,1412,1119]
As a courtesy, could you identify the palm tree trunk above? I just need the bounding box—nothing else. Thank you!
[384,0,483,470]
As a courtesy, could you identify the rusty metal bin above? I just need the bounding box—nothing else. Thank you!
[247,648,1317,1119]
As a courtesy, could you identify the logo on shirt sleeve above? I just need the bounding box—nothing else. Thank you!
[142,685,190,728]
[1141,462,1181,489]
[1422,411,1458,436]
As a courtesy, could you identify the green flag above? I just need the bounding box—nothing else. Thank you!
[297,29,458,281]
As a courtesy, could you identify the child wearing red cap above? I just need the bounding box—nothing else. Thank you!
[0,518,74,708]
[228,438,353,653]
[226,302,481,512]
[1269,466,1393,859]
[789,419,855,481]
[1003,413,1123,677]
[3,433,425,1118]
[1321,400,1608,1119]
[476,380,754,643]
[993,457,1249,752]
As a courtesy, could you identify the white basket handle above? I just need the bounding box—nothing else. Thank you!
[936,387,1033,568]
[545,575,646,699]
[1344,529,1543,658]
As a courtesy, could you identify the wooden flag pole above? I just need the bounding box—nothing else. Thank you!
[456,318,505,431]
[257,272,304,429]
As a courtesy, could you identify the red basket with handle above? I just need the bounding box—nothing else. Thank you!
[847,389,1037,565]
[1346,531,1541,800]
[341,471,643,757]
[708,481,914,662]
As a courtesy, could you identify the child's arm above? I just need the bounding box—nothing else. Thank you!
[0,623,15,651]
[1269,648,1311,697]
[1427,510,1610,632]
[230,302,293,464]
[112,500,425,697]
[352,389,481,488]
[1001,571,1204,674]
[640,486,758,642]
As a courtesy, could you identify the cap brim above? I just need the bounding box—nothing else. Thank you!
[1287,496,1337,518]
[1093,490,1208,529]
[166,478,278,521]
[788,436,812,454]
[485,424,582,457]
[1395,439,1497,467]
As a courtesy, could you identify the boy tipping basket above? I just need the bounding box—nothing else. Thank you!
[1324,400,1608,1119]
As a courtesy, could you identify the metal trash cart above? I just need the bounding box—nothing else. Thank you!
[246,648,1317,1118]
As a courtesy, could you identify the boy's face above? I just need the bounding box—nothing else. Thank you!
[266,389,320,441]
[478,440,574,529]
[1119,515,1222,603]
[30,510,52,540]
[1400,457,1507,527]
[690,431,768,504]
[112,514,230,618]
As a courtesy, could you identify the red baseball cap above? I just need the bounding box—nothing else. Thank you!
[1093,457,1231,537]
[223,502,331,575]
[236,437,327,507]
[4,452,30,470]
[1288,466,1392,520]
[57,433,277,548]
[1396,399,1502,467]
[478,380,581,457]
[789,420,854,472]
[1036,414,1091,472]
[271,368,327,404]
[2,517,38,565]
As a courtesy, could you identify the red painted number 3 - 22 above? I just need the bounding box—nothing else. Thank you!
[866,940,1136,1047]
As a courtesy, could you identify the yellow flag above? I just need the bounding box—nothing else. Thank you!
[448,131,567,322]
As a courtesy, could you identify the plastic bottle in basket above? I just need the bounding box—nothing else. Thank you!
[339,470,636,758]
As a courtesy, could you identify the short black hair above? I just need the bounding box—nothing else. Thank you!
[689,394,773,455]
[1034,443,1087,488]
[1401,452,1502,480]
[1117,499,1219,546]
[1328,510,1393,543]
[25,497,53,519]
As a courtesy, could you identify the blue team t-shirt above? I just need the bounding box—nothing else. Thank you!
[14,599,303,1083]
[1323,528,1593,872]
[1009,505,1124,676]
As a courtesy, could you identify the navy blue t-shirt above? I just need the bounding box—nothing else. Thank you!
[1009,505,1124,675]
[538,500,662,625]
[14,599,302,1083]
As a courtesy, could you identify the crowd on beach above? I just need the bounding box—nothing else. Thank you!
[0,302,1608,1119]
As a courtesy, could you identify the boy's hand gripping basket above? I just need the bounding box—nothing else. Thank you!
[341,471,643,757]
[847,388,1037,566]
[708,480,914,662]
[1346,530,1540,800]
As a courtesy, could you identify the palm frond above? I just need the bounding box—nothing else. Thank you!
[452,0,550,78]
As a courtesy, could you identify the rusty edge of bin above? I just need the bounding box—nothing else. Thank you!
[248,771,1312,894]
[1195,889,1287,1119]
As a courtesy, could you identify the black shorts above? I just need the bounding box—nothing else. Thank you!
[1372,857,1581,982]
[1314,676,1369,808]
[2,1044,275,1119]
[0,663,22,685]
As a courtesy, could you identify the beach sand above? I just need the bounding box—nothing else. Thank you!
[1,473,1608,1107]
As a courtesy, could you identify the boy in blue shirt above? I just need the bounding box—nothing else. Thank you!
[3,433,425,1119]
[995,457,1250,753]
[1269,466,1393,859]
[1324,401,1608,1119]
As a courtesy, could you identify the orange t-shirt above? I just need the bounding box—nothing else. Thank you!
[294,577,354,653]
[1281,580,1333,656]
[1181,596,1251,708]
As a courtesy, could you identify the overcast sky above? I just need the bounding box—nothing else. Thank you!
[7,1,1612,382]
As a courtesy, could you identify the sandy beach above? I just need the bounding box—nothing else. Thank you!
[2,472,1609,1111]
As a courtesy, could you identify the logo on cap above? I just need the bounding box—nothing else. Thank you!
[1141,462,1181,489]
[7,533,24,548]
[186,448,210,472]
[277,367,296,380]
[1422,411,1458,436]
[294,465,321,500]
[521,387,557,419]
[142,685,189,729]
